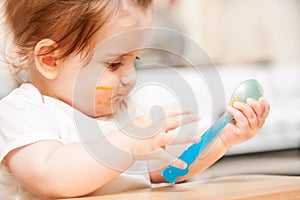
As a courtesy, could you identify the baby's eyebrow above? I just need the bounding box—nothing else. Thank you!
[105,52,123,57]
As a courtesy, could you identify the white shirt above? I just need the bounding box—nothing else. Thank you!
[0,84,151,200]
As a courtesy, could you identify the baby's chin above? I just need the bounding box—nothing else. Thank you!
[93,100,121,118]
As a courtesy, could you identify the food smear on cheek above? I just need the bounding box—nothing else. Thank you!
[96,86,114,91]
[95,86,115,105]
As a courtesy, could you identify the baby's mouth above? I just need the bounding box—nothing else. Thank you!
[96,92,126,105]
[116,88,130,95]
[95,85,131,105]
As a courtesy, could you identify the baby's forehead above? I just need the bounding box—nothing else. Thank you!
[94,4,152,41]
[86,3,152,59]
[117,5,152,29]
[92,27,151,59]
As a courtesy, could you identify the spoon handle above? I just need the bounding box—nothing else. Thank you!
[162,112,233,183]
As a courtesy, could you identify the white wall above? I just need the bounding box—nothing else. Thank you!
[155,0,300,65]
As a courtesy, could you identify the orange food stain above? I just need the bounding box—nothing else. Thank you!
[96,86,114,91]
[96,101,103,105]
[96,99,111,105]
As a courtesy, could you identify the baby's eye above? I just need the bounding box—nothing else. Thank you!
[105,62,123,70]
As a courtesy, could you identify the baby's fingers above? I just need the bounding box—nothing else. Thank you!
[164,113,200,132]
[260,97,270,119]
[247,97,270,128]
[233,101,259,130]
[154,149,187,169]
[247,98,265,115]
[165,109,194,118]
[144,149,187,169]
[226,105,249,131]
[171,131,200,145]
[172,134,200,145]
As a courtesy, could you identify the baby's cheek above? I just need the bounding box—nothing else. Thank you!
[94,86,115,105]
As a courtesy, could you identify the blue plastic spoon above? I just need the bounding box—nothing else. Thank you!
[162,79,264,183]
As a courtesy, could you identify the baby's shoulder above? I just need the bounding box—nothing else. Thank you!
[0,83,46,121]
[0,83,44,108]
[0,84,62,133]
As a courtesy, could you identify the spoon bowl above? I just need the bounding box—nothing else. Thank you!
[230,79,264,106]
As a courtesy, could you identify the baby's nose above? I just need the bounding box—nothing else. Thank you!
[121,69,137,86]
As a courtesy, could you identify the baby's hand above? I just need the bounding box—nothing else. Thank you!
[219,97,270,148]
[113,108,200,169]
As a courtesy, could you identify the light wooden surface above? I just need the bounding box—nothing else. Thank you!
[65,175,300,200]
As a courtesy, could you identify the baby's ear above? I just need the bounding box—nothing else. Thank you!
[34,39,60,80]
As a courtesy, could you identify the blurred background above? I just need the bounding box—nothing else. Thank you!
[151,0,300,65]
[1,0,300,181]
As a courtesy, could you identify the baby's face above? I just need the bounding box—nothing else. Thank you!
[87,49,141,117]
[55,6,152,117]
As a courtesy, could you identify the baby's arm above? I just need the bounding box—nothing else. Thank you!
[150,98,270,183]
[5,110,198,199]
[6,140,127,198]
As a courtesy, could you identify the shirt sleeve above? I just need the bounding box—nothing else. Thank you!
[0,86,63,163]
